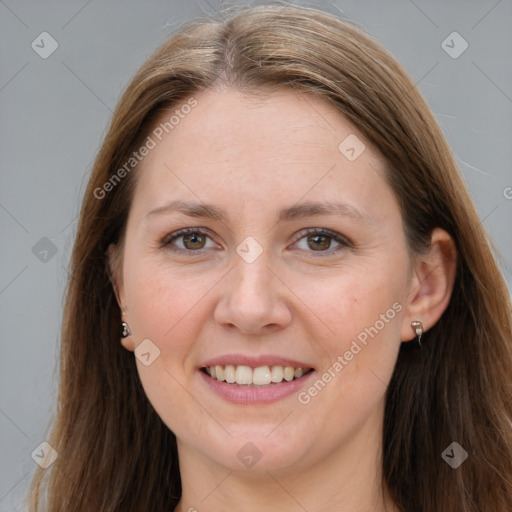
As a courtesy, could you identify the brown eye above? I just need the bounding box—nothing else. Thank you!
[293,228,351,255]
[182,232,206,250]
[307,234,332,251]
[162,228,217,252]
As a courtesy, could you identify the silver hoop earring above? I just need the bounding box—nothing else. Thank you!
[411,321,423,346]
[121,322,131,338]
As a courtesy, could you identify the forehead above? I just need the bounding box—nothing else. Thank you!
[147,86,380,161]
[130,87,395,223]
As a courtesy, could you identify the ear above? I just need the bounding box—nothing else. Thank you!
[400,228,457,342]
[107,243,134,351]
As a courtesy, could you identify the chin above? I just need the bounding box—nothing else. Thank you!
[193,423,321,474]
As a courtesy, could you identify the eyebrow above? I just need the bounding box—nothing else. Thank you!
[280,202,373,224]
[145,199,373,225]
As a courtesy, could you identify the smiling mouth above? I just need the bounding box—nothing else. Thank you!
[201,364,314,386]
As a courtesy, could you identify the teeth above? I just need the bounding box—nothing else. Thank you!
[271,365,283,383]
[215,365,224,381]
[283,366,295,381]
[205,364,310,385]
[235,365,253,385]
[224,364,236,384]
[253,366,272,385]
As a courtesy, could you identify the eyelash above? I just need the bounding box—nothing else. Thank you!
[160,227,352,257]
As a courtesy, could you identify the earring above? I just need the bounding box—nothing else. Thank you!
[410,321,423,346]
[121,321,131,338]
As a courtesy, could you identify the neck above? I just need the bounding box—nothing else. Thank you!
[174,403,397,512]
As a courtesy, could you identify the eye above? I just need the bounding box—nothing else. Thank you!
[292,228,351,255]
[161,227,351,256]
[161,228,218,252]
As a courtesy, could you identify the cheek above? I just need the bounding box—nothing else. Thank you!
[123,260,217,425]
[124,259,217,343]
[289,260,406,400]
[292,260,405,345]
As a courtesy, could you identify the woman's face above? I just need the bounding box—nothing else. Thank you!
[113,87,416,475]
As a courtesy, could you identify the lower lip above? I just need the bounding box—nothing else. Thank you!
[199,370,316,405]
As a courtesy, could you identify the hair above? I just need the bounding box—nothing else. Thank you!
[27,4,512,511]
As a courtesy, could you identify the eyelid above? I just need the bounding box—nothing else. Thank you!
[161,227,352,255]
[293,227,352,244]
[160,227,219,252]
[290,227,353,254]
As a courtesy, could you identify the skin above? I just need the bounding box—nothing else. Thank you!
[110,86,456,512]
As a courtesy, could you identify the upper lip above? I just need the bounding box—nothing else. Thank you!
[200,354,314,369]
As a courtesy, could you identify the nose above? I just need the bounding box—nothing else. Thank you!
[213,255,292,335]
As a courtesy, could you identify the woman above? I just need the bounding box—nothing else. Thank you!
[28,4,512,511]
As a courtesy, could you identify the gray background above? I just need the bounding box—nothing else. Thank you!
[1,0,511,509]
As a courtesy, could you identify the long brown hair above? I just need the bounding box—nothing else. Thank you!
[28,4,512,511]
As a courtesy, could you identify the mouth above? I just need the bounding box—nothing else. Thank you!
[201,364,314,387]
